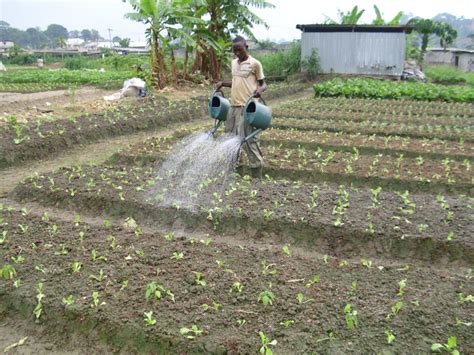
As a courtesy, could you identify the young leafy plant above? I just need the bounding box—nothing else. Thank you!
[431,336,459,354]
[259,331,277,355]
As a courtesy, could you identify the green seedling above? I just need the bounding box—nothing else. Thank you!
[91,249,107,262]
[120,280,129,290]
[18,224,28,234]
[103,219,111,229]
[455,318,472,327]
[35,264,46,274]
[71,261,83,273]
[387,301,403,319]
[306,274,320,288]
[74,215,81,226]
[54,245,68,256]
[323,255,329,264]
[282,245,292,257]
[91,291,103,307]
[180,325,203,339]
[0,231,7,244]
[201,302,221,311]
[263,209,274,219]
[344,304,358,329]
[458,293,474,304]
[398,279,407,296]
[108,235,118,250]
[89,269,106,282]
[200,237,212,246]
[13,279,21,288]
[171,252,184,260]
[385,329,395,344]
[164,232,174,241]
[33,282,44,320]
[360,258,372,269]
[79,231,85,241]
[145,282,166,301]
[216,260,225,268]
[11,255,25,264]
[261,261,277,276]
[237,319,247,327]
[193,272,206,287]
[297,292,314,304]
[431,336,459,354]
[348,280,358,296]
[143,311,157,326]
[279,320,294,328]
[42,212,50,221]
[1,264,16,280]
[258,290,276,306]
[259,331,277,355]
[231,282,244,293]
[62,295,75,306]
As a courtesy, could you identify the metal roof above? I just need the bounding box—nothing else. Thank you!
[296,24,413,33]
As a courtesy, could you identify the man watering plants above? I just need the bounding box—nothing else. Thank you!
[215,36,267,175]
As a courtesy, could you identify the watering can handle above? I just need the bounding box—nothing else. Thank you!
[211,89,226,99]
[245,95,266,107]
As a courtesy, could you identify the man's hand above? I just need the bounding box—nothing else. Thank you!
[215,81,224,91]
[253,86,264,98]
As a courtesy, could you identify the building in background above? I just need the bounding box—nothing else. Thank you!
[425,48,474,72]
[296,24,412,77]
[0,40,15,57]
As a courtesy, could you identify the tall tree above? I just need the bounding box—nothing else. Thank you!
[408,18,457,61]
[81,29,92,41]
[45,24,68,41]
[124,0,203,89]
[91,29,100,42]
[435,22,457,49]
[56,36,67,61]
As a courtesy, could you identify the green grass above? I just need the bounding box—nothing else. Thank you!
[425,65,474,86]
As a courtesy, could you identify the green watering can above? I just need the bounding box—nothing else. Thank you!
[208,89,230,136]
[241,95,272,145]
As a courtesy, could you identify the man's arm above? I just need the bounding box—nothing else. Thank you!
[253,79,267,98]
[215,80,232,91]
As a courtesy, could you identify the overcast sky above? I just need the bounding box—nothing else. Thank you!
[1,0,473,42]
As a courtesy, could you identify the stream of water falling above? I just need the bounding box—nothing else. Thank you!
[146,132,242,210]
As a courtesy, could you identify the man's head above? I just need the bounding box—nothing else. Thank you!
[232,36,249,62]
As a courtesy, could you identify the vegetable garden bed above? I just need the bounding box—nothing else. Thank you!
[1,204,472,353]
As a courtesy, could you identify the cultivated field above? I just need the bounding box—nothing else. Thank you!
[0,81,473,353]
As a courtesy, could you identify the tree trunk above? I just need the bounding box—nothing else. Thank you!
[170,47,177,83]
[182,46,189,80]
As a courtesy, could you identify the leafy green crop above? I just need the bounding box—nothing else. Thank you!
[313,78,474,102]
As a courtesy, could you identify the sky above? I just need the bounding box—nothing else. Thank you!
[1,0,473,42]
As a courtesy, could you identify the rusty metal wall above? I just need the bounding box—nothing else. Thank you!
[301,32,406,75]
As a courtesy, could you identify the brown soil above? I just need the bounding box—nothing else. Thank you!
[10,165,474,265]
[0,205,472,354]
[0,87,122,125]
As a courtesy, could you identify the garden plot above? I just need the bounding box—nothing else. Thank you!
[0,204,472,353]
[104,130,473,195]
[10,165,474,265]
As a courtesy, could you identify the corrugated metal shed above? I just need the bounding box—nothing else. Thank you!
[297,25,412,76]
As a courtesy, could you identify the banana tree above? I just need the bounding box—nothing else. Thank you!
[325,6,365,25]
[372,5,403,25]
[435,22,457,50]
[191,0,274,81]
[124,0,203,89]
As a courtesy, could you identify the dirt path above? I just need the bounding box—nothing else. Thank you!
[0,119,209,198]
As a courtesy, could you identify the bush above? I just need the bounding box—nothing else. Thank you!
[302,49,322,79]
[3,54,39,65]
[64,57,87,70]
[255,41,301,79]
